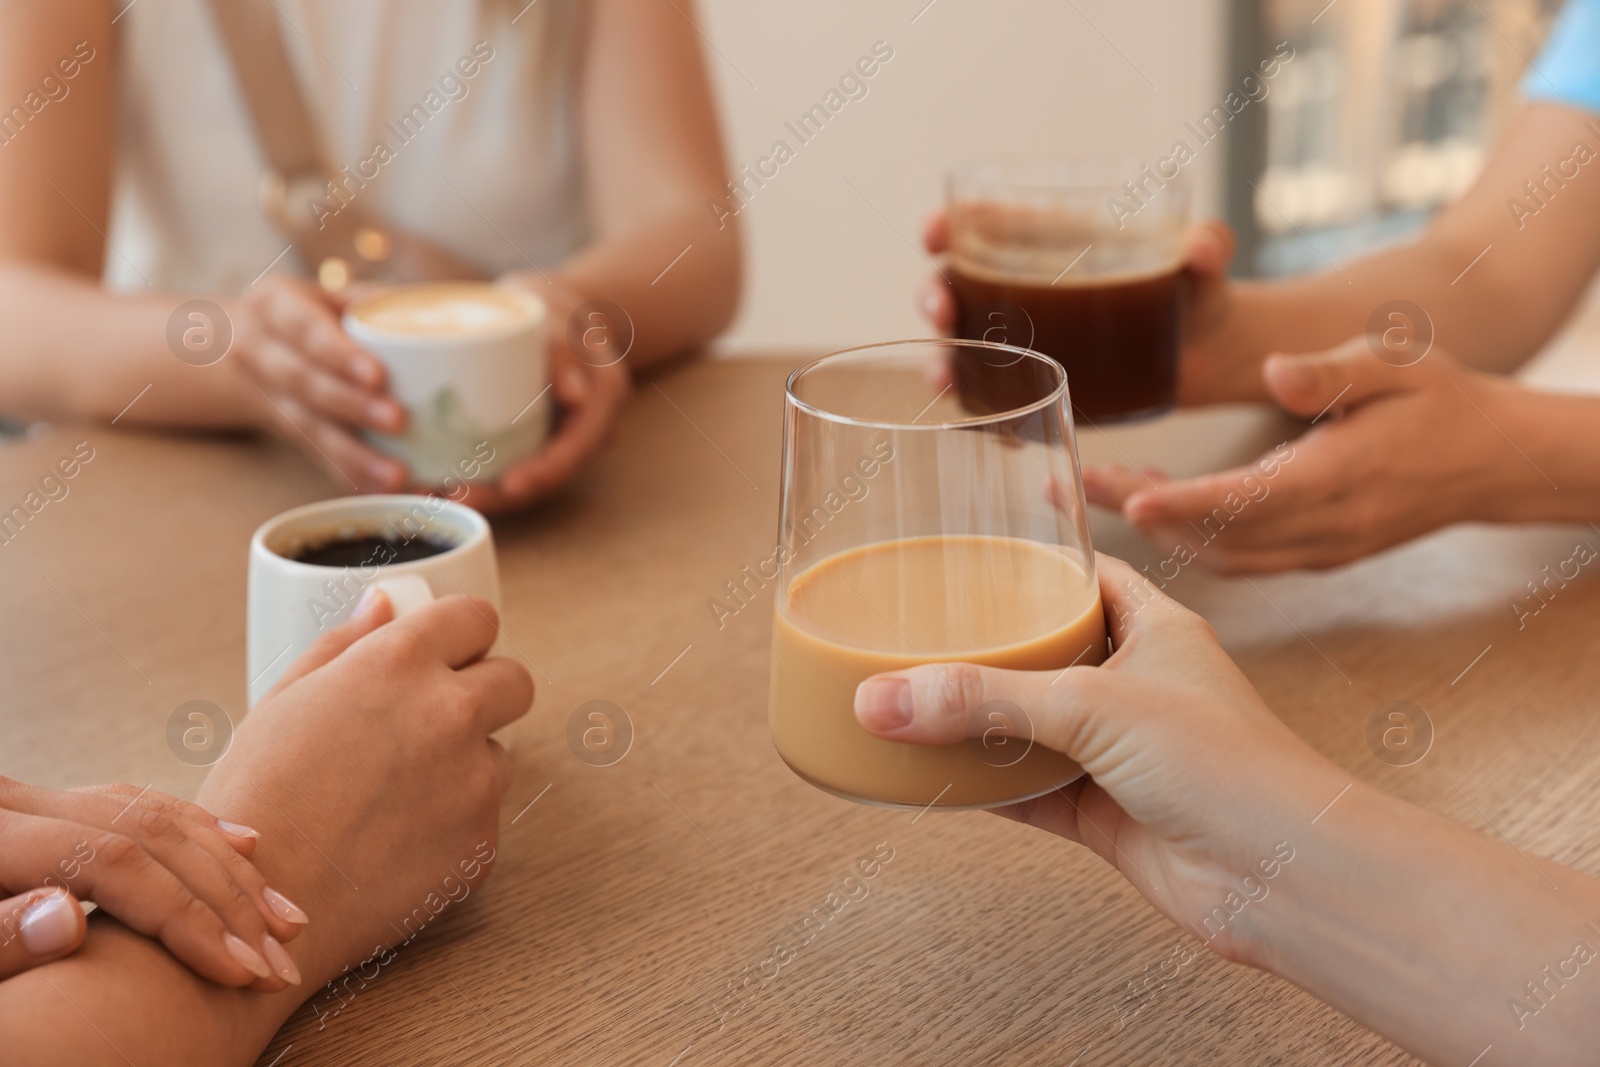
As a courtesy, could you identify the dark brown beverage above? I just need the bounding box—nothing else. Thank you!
[291,533,454,568]
[949,262,1184,423]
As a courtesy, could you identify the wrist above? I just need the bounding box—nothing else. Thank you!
[1226,776,1600,1063]
[196,783,357,994]
[1479,381,1600,524]
[1182,282,1274,406]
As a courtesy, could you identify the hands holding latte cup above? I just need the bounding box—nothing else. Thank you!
[234,273,630,513]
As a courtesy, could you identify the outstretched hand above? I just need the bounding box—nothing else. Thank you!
[1083,341,1542,573]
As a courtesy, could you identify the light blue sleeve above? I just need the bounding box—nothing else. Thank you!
[1524,0,1600,114]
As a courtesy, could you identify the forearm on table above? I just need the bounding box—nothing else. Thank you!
[548,203,741,371]
[0,918,296,1067]
[0,261,264,430]
[1235,780,1600,1064]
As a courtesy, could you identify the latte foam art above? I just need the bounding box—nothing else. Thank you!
[351,284,540,338]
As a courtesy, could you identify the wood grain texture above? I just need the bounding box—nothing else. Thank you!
[1,356,1597,1067]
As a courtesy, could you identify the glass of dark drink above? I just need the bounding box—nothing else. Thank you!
[946,159,1189,424]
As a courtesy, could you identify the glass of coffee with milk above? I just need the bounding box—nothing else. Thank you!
[946,158,1189,424]
[768,339,1106,811]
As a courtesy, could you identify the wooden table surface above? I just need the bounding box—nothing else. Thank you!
[3,351,1600,1067]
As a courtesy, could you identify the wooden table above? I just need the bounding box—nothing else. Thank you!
[3,352,1599,1067]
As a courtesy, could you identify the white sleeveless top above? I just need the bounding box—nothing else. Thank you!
[106,0,588,294]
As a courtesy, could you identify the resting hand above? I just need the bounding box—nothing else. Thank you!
[0,776,300,988]
[853,555,1346,961]
[1083,340,1541,574]
[196,590,533,991]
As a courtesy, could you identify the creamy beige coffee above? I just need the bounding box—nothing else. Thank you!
[348,283,541,338]
[769,534,1108,809]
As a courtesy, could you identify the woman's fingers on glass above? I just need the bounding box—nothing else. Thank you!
[249,274,386,388]
[454,657,536,735]
[917,210,954,331]
[0,887,85,977]
[854,659,1111,762]
[993,776,1118,850]
[250,339,404,432]
[0,808,290,989]
[266,587,395,700]
[1182,219,1236,280]
[917,274,955,333]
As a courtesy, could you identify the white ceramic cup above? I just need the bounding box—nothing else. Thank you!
[247,494,500,706]
[343,282,550,486]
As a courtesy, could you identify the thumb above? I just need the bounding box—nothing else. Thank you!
[1182,219,1235,285]
[1262,338,1431,419]
[263,586,394,700]
[0,888,86,979]
[854,660,1108,761]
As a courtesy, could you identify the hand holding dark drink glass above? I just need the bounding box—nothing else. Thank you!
[939,160,1198,424]
[918,193,1240,413]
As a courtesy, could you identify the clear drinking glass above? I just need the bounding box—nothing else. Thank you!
[946,157,1190,423]
[768,339,1107,811]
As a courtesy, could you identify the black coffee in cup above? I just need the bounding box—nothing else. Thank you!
[291,533,454,569]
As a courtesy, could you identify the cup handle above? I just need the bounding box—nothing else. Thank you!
[373,574,435,618]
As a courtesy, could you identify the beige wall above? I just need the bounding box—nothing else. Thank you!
[696,0,1229,352]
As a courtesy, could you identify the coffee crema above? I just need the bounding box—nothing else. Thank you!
[348,283,542,339]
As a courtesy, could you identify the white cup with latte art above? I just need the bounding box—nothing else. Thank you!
[344,282,550,486]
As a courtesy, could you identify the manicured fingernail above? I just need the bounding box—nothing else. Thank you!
[224,932,273,979]
[354,586,388,619]
[216,819,260,840]
[855,677,914,731]
[263,887,309,925]
[562,367,589,401]
[19,890,80,958]
[921,287,940,320]
[261,935,301,985]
